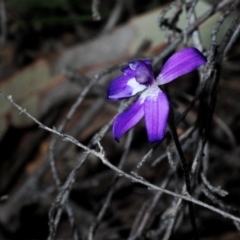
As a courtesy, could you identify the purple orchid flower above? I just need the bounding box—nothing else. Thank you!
[107,47,207,143]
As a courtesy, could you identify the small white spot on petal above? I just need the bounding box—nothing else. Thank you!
[127,78,147,95]
[139,84,161,104]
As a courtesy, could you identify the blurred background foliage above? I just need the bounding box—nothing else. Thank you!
[2,0,168,68]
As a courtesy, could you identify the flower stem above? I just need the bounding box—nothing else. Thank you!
[168,108,199,240]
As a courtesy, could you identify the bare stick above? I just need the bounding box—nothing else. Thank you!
[151,126,196,167]
[91,0,101,21]
[159,0,181,29]
[1,92,240,225]
[47,62,127,239]
[128,171,173,240]
[48,98,133,239]
[153,0,237,66]
[224,22,240,56]
[201,173,228,197]
[88,130,133,240]
[168,109,199,240]
[218,14,240,62]
[47,71,104,240]
[184,0,204,51]
[102,0,124,33]
[162,198,183,240]
[0,0,6,47]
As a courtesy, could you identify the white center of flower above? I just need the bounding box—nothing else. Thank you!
[139,82,160,104]
[127,78,147,95]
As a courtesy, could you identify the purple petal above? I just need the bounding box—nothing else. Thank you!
[121,60,152,77]
[129,60,154,84]
[107,75,147,100]
[143,59,152,66]
[143,88,169,143]
[121,66,135,77]
[113,98,144,141]
[157,47,207,85]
